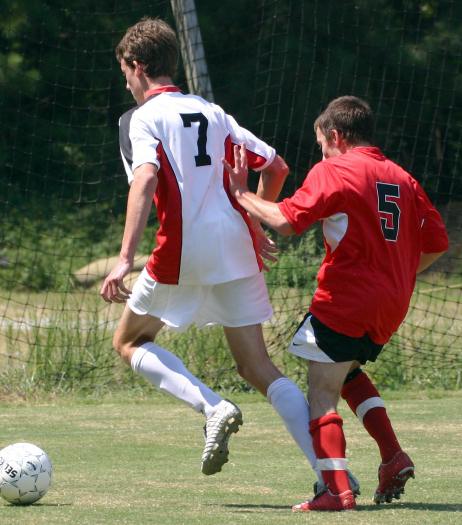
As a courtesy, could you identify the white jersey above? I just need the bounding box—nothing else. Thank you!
[119,86,276,285]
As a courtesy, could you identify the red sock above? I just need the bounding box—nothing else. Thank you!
[310,412,350,494]
[341,369,401,463]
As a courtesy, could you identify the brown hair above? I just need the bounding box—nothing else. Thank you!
[115,17,178,79]
[314,96,374,145]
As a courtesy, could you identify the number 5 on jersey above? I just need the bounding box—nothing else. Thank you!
[376,182,401,241]
[180,112,212,167]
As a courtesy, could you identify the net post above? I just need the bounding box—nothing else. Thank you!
[170,0,214,102]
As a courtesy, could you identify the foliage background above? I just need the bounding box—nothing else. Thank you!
[0,0,460,392]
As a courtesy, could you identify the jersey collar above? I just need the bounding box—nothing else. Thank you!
[349,146,386,161]
[144,85,181,99]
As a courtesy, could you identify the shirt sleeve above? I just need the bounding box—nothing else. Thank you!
[224,113,276,170]
[414,180,449,253]
[118,107,137,184]
[129,110,161,175]
[278,162,345,234]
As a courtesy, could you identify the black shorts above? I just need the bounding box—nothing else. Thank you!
[300,312,384,365]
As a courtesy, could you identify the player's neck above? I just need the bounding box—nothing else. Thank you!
[346,141,372,150]
[143,76,176,99]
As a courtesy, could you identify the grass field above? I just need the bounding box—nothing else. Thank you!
[0,391,461,524]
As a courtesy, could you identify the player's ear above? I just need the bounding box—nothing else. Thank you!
[330,129,342,146]
[133,61,144,76]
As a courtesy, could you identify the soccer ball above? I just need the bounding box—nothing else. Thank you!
[0,443,52,505]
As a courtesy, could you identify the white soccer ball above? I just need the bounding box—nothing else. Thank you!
[0,442,52,505]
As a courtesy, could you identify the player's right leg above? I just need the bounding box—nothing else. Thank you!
[224,323,319,472]
[292,360,356,512]
[288,314,367,511]
[214,274,321,486]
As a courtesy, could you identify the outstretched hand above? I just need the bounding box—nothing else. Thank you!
[100,259,132,303]
[223,144,278,270]
[222,143,249,197]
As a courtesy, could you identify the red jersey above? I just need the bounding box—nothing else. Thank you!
[278,147,448,344]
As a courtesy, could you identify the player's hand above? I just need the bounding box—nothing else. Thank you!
[100,259,132,303]
[222,143,249,197]
[250,218,278,271]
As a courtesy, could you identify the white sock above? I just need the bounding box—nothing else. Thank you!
[267,377,322,483]
[131,342,222,418]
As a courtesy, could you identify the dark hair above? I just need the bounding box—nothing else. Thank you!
[314,96,374,145]
[115,17,178,79]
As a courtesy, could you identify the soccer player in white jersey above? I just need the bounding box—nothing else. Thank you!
[100,16,332,485]
[223,96,448,511]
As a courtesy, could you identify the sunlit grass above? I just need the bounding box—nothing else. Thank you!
[0,392,460,524]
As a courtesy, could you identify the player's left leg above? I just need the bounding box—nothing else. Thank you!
[341,365,414,503]
[342,365,402,464]
[114,305,223,416]
[114,304,242,475]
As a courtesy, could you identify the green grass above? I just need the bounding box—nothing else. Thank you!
[0,391,461,524]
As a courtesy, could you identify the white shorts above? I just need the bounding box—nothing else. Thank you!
[127,268,273,331]
[287,314,334,363]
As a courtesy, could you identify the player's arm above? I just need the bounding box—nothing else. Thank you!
[223,144,295,236]
[416,251,446,274]
[256,154,289,201]
[100,163,158,303]
[246,154,290,266]
[414,181,449,274]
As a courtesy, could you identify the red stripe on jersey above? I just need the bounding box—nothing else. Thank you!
[223,136,263,272]
[146,142,182,284]
[246,149,269,170]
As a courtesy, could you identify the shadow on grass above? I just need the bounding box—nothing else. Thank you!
[358,502,462,512]
[2,503,72,508]
[219,502,462,513]
[218,503,290,511]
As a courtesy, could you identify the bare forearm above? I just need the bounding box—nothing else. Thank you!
[236,189,294,236]
[120,168,157,264]
[256,154,289,202]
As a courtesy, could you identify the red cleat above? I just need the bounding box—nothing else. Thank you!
[374,450,415,504]
[292,489,356,512]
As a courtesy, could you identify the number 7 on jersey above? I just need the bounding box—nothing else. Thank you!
[180,112,212,167]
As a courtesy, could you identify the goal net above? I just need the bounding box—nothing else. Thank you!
[1,0,460,392]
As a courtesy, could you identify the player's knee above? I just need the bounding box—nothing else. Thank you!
[112,331,131,363]
[308,379,340,411]
[234,360,276,394]
[236,361,262,387]
[309,381,338,401]
[112,330,122,354]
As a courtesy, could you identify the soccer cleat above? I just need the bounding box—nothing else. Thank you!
[374,450,415,504]
[201,399,243,475]
[292,488,356,512]
[313,469,361,497]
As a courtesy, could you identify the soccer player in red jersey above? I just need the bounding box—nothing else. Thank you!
[100,17,333,486]
[223,96,449,511]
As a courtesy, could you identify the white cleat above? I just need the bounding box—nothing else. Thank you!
[201,400,243,475]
